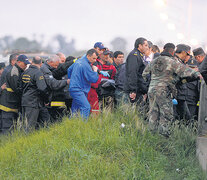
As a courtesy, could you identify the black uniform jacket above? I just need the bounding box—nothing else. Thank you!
[0,64,24,112]
[124,48,148,95]
[22,65,49,108]
[40,62,68,106]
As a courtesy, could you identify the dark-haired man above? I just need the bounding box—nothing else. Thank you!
[125,37,148,103]
[22,56,49,131]
[0,55,30,134]
[68,49,99,119]
[0,53,19,86]
[174,44,197,121]
[113,51,124,70]
[174,44,191,64]
[113,51,128,105]
[152,45,160,53]
[193,47,206,65]
[193,47,207,84]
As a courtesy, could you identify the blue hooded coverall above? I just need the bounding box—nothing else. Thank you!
[68,55,99,119]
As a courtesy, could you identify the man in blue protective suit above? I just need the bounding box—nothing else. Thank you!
[68,49,99,119]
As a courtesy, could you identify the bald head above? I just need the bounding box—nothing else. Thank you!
[56,52,66,63]
[32,56,42,68]
[32,56,42,64]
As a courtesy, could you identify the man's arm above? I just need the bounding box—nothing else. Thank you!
[126,54,139,93]
[42,70,67,91]
[173,60,200,80]
[35,71,50,103]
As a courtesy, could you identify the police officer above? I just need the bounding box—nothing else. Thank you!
[185,58,200,122]
[0,53,19,86]
[0,55,30,134]
[174,44,194,121]
[40,55,70,122]
[193,48,207,84]
[22,56,49,131]
[124,37,148,103]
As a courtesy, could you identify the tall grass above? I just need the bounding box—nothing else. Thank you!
[0,105,206,180]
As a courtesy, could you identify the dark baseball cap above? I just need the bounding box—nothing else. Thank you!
[176,44,190,55]
[17,55,30,64]
[94,42,106,50]
[103,50,111,55]
[193,47,205,56]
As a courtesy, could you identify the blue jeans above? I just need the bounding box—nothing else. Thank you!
[70,91,91,120]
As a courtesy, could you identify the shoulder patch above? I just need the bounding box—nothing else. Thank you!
[182,79,187,84]
[39,76,44,80]
[11,66,19,76]
[133,51,138,56]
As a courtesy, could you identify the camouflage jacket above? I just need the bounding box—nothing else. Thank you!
[142,55,200,92]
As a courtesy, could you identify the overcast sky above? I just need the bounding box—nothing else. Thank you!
[0,0,206,50]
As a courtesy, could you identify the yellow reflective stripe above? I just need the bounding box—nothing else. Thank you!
[6,88,14,92]
[0,105,18,113]
[51,101,66,107]
[197,101,200,106]
[22,77,30,80]
[73,58,78,63]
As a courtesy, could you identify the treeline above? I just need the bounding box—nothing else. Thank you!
[0,35,128,57]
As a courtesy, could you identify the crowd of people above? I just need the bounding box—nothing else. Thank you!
[0,38,207,136]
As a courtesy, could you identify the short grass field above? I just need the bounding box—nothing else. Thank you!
[0,105,206,180]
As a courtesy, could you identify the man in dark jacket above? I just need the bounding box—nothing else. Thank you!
[22,56,49,131]
[0,63,6,95]
[40,55,70,122]
[0,53,19,86]
[124,37,148,103]
[0,55,30,134]
[113,51,124,70]
[193,48,207,83]
[113,51,128,106]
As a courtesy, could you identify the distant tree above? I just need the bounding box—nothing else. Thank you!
[12,37,30,50]
[0,35,14,52]
[54,34,76,56]
[12,37,42,52]
[111,37,127,52]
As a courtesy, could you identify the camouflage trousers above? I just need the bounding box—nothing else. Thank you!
[148,87,174,136]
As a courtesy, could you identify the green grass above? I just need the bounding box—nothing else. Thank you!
[0,105,206,180]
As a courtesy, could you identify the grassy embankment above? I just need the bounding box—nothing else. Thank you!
[0,105,206,180]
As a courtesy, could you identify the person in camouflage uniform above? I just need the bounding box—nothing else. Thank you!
[142,44,201,137]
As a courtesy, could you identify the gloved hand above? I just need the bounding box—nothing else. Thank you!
[100,71,110,77]
[172,99,178,105]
